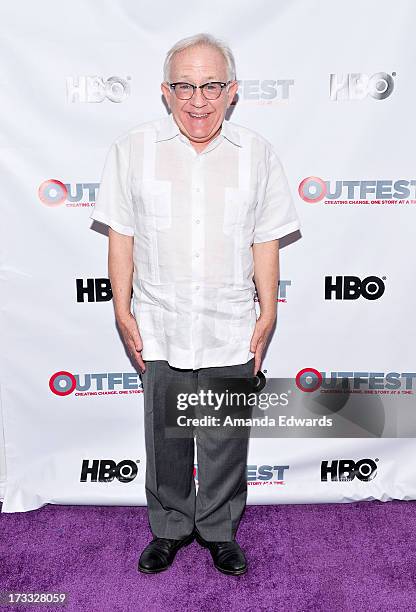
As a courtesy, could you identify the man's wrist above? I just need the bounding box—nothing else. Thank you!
[115,308,132,322]
[258,309,277,323]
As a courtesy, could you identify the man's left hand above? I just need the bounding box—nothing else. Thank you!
[249,313,276,376]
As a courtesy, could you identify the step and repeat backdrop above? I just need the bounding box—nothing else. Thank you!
[1,1,415,512]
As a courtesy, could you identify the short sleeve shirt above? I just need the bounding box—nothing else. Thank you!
[89,113,301,369]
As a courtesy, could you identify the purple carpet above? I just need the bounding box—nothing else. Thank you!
[1,500,416,611]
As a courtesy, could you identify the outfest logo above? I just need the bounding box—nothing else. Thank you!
[193,463,289,486]
[38,180,98,208]
[49,370,143,397]
[296,368,416,393]
[298,176,416,205]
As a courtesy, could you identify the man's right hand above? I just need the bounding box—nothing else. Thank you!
[117,312,146,374]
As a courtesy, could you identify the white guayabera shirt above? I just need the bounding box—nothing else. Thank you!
[89,112,301,369]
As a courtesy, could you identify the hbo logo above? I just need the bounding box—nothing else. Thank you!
[325,276,385,300]
[80,459,138,483]
[321,459,378,482]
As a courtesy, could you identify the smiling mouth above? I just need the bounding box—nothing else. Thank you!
[188,112,210,119]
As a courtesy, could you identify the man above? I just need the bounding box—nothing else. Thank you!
[90,33,301,575]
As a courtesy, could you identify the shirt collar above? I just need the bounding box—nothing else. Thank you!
[154,112,242,148]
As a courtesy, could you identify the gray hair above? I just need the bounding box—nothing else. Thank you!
[163,33,236,83]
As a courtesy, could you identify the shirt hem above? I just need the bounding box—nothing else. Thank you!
[89,211,135,236]
[252,219,301,243]
[142,341,254,370]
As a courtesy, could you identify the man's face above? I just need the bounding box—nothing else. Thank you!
[161,44,238,152]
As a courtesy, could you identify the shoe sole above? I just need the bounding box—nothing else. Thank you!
[137,532,195,574]
[138,563,171,574]
[195,532,247,575]
[214,564,247,576]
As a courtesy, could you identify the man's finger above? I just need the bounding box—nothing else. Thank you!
[250,328,260,353]
[137,355,146,373]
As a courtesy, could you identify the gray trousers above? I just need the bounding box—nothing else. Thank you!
[139,357,255,542]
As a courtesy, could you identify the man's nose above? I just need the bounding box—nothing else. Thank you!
[190,87,208,107]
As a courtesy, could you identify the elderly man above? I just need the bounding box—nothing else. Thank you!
[90,32,301,575]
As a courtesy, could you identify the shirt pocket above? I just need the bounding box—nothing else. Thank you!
[214,297,257,342]
[222,187,257,235]
[136,179,172,231]
[133,301,164,337]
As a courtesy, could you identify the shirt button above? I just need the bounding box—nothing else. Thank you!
[195,219,200,224]
[195,252,200,258]
[196,187,200,192]
[195,285,200,290]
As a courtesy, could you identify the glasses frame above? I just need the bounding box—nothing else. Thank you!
[168,80,233,100]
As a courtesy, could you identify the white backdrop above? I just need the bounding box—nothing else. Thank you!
[1,0,415,512]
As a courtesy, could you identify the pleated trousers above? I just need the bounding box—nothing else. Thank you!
[139,357,255,541]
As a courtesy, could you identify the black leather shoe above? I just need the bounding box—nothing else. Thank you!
[195,532,247,575]
[138,532,194,574]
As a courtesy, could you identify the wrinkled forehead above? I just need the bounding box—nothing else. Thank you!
[170,45,228,81]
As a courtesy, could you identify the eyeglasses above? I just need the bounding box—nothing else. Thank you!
[168,80,232,100]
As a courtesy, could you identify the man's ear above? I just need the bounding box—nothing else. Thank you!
[227,80,238,106]
[161,81,171,105]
